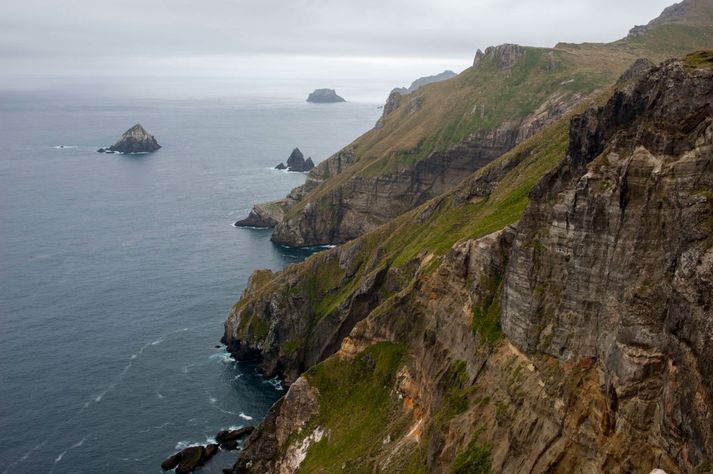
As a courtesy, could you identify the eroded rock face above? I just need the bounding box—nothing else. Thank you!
[104,124,161,154]
[502,58,713,470]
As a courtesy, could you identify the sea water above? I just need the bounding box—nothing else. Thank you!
[0,82,381,473]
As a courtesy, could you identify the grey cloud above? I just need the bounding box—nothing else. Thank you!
[0,0,675,75]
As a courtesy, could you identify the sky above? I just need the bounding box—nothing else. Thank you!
[0,0,676,100]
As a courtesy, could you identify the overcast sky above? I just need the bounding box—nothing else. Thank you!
[0,0,676,96]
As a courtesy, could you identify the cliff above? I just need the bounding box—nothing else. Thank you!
[225,54,713,473]
[237,0,713,248]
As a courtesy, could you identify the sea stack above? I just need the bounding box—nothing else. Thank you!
[306,88,346,103]
[275,148,314,172]
[99,124,161,154]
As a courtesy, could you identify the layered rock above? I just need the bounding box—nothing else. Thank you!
[306,89,345,103]
[225,55,713,473]
[100,124,161,154]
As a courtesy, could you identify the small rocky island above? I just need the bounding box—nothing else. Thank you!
[97,123,161,154]
[275,147,314,172]
[306,88,346,103]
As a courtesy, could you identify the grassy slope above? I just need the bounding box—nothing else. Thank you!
[282,0,713,222]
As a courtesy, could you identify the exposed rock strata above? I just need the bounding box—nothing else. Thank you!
[225,57,713,473]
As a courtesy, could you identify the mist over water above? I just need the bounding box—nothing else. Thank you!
[0,78,381,473]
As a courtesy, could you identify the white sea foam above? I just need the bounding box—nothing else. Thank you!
[209,396,217,404]
[239,412,253,421]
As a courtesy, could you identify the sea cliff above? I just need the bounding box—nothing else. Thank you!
[224,53,713,473]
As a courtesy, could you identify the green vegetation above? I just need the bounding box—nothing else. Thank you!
[471,272,504,345]
[280,337,302,355]
[684,50,713,69]
[450,441,492,474]
[300,342,413,473]
[439,360,471,420]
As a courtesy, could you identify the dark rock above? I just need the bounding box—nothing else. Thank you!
[216,426,255,445]
[205,443,219,458]
[215,345,222,349]
[220,440,238,451]
[275,162,287,170]
[160,452,181,470]
[234,202,285,228]
[284,148,314,172]
[306,88,345,103]
[107,123,161,154]
[175,446,205,474]
[97,148,105,153]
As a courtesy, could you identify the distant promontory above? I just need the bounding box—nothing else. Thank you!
[306,88,346,103]
[98,124,161,154]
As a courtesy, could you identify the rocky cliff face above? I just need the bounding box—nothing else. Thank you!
[225,55,713,473]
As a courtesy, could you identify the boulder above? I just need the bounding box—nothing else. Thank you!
[275,162,287,170]
[216,426,255,445]
[306,88,345,103]
[101,123,161,154]
[160,452,181,470]
[175,446,205,474]
[220,440,238,451]
[205,443,219,458]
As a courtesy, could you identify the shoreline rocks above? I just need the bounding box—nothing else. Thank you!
[98,123,161,154]
[306,88,345,103]
[160,426,254,473]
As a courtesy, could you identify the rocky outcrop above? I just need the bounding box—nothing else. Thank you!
[306,89,345,103]
[160,443,219,473]
[473,43,525,69]
[225,55,713,473]
[275,148,314,172]
[234,201,288,228]
[100,124,161,154]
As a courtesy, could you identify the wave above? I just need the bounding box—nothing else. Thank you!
[239,412,253,421]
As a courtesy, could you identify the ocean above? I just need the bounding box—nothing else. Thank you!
[0,82,381,473]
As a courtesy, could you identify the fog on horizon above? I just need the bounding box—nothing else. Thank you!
[1,0,677,101]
